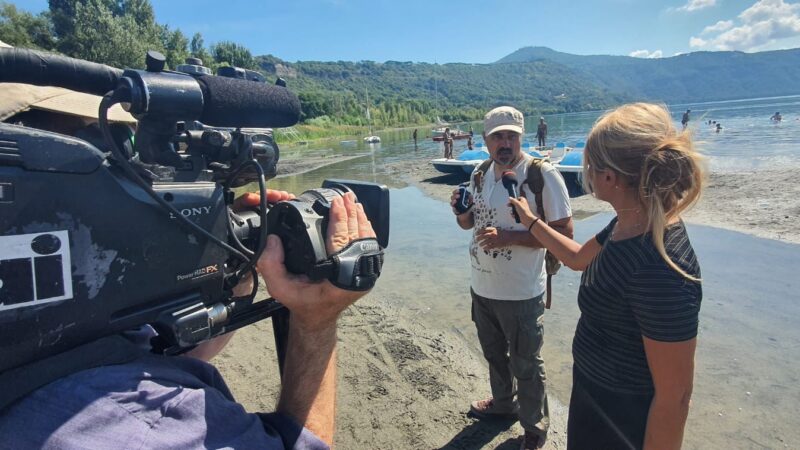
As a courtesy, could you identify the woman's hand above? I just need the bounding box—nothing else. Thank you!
[508,195,539,228]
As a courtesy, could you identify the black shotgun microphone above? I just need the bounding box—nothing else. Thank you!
[196,75,301,128]
[502,171,521,223]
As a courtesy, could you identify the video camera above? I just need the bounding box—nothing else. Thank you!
[0,49,389,375]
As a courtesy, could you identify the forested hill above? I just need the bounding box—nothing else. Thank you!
[497,46,800,103]
[257,56,630,126]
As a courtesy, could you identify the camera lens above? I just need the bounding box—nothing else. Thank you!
[296,186,352,205]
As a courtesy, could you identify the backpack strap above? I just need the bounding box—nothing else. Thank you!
[472,159,493,194]
[525,158,547,220]
[525,158,558,310]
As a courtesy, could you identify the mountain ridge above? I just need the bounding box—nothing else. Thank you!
[495,46,800,103]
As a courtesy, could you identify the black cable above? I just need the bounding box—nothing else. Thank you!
[224,158,269,282]
[98,93,250,263]
[226,209,255,257]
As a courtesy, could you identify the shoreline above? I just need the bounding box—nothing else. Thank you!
[384,159,800,244]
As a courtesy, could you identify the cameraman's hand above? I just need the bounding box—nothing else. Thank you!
[257,192,375,330]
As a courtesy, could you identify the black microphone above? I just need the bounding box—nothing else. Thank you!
[502,171,521,223]
[197,75,301,128]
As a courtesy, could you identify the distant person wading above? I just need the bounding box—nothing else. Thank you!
[536,117,548,148]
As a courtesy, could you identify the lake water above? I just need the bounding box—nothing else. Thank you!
[268,97,800,449]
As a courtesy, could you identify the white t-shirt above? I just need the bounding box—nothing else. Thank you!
[468,153,572,300]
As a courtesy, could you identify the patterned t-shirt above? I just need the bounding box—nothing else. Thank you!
[573,218,702,394]
[468,153,572,300]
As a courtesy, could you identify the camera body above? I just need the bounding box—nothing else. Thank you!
[0,123,230,371]
[0,50,390,375]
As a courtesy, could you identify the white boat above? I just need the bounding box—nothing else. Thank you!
[363,89,380,144]
[431,157,472,174]
[431,148,489,175]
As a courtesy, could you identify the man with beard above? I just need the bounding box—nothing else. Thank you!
[450,106,573,449]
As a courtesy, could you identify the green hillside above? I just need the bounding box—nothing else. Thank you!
[257,56,630,127]
[498,46,800,103]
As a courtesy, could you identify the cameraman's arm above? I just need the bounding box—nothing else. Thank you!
[258,193,374,445]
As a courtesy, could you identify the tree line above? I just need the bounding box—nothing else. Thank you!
[0,0,626,128]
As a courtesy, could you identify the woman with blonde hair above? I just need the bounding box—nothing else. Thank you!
[509,103,704,450]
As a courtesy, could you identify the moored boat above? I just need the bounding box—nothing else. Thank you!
[553,148,585,197]
[431,158,471,174]
[431,148,489,175]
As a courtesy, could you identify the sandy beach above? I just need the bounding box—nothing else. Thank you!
[214,156,799,449]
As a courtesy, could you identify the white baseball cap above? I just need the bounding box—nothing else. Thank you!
[484,106,524,136]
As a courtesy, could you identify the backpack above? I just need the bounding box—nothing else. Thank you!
[472,158,562,309]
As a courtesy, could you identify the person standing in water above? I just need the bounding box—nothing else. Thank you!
[770,112,782,122]
[444,127,455,159]
[509,103,704,450]
[536,117,548,149]
[681,109,691,129]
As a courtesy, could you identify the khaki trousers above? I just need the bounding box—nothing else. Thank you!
[471,289,549,440]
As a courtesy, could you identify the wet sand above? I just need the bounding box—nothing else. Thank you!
[214,156,799,449]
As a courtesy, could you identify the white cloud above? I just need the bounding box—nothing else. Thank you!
[676,0,717,12]
[629,49,664,58]
[690,0,800,51]
[701,20,734,34]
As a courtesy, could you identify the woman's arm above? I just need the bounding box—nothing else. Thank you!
[508,196,601,270]
[642,337,696,450]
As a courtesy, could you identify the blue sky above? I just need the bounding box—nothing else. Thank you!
[11,0,800,62]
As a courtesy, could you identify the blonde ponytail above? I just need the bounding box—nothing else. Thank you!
[583,103,706,280]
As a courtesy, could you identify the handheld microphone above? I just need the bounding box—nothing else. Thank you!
[501,171,521,223]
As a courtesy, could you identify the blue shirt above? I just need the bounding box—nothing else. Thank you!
[0,352,328,449]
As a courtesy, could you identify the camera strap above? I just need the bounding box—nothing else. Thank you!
[310,238,384,291]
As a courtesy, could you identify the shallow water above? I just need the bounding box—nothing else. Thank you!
[275,94,800,180]
[377,187,800,449]
[266,97,800,448]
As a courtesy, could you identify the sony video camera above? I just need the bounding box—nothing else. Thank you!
[0,49,389,374]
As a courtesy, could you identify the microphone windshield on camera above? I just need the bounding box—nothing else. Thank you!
[196,75,301,128]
